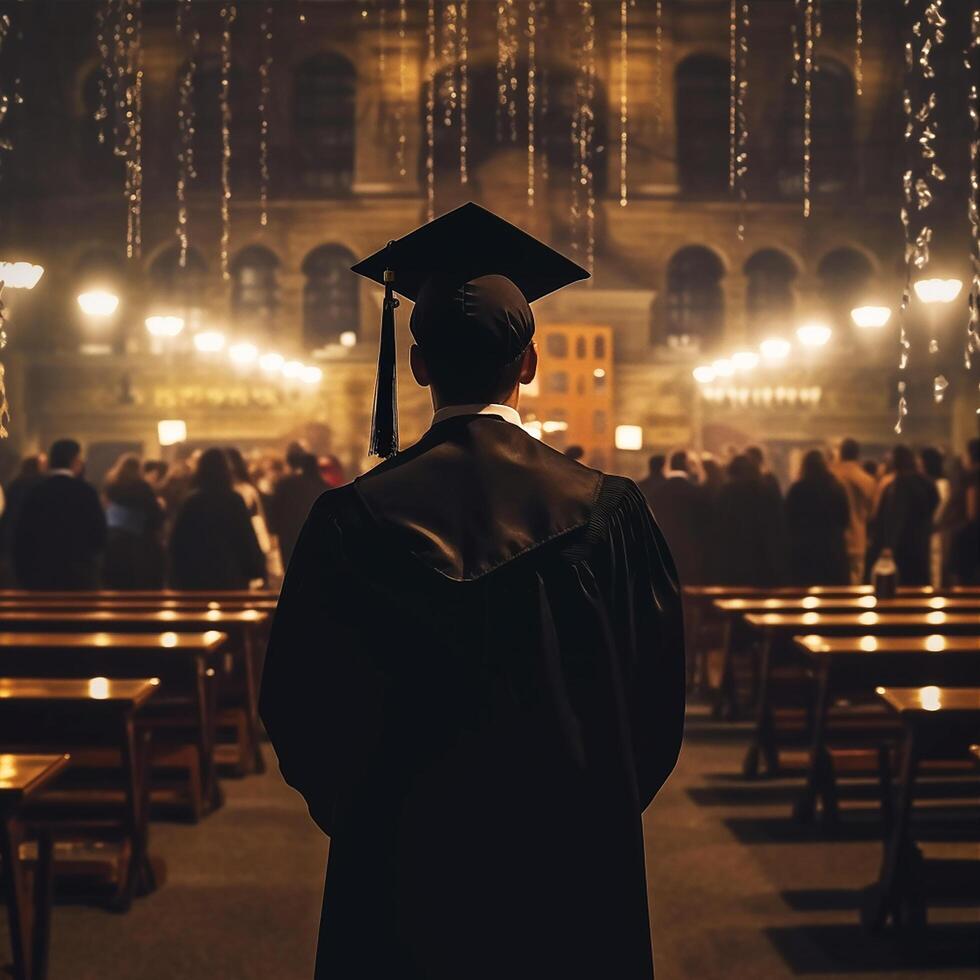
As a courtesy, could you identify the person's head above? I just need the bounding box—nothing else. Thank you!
[919,446,944,481]
[891,444,917,475]
[701,455,722,485]
[861,459,878,479]
[297,452,322,479]
[48,438,83,475]
[408,274,537,407]
[285,441,306,471]
[105,452,142,489]
[727,454,752,481]
[225,446,250,485]
[564,445,585,462]
[800,448,829,482]
[968,437,980,467]
[744,445,765,471]
[840,437,860,462]
[143,459,168,485]
[669,450,689,475]
[193,447,233,493]
[17,454,45,480]
[647,454,666,478]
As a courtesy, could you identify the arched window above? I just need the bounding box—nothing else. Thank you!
[744,249,797,337]
[231,246,279,328]
[294,53,356,194]
[80,67,123,184]
[302,244,359,347]
[148,246,208,320]
[664,246,725,346]
[675,56,729,195]
[817,247,874,335]
[777,59,856,197]
[190,58,254,188]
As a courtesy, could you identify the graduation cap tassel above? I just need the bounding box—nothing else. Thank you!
[368,244,400,459]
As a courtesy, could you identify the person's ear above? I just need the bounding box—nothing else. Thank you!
[409,344,430,388]
[518,341,537,385]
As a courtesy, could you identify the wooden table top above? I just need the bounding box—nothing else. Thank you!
[876,686,980,715]
[0,677,159,707]
[744,611,980,630]
[684,585,951,599]
[795,634,980,656]
[716,596,980,613]
[0,598,278,612]
[0,753,70,802]
[0,631,227,652]
[0,590,279,602]
[0,609,268,627]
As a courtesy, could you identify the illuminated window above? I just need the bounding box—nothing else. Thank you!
[594,335,606,359]
[745,250,797,338]
[546,334,569,358]
[547,371,569,393]
[294,53,356,194]
[664,246,724,346]
[231,245,279,328]
[302,244,359,346]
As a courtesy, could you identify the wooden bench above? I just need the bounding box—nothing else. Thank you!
[862,687,980,932]
[0,609,269,776]
[0,589,279,603]
[0,754,70,980]
[0,632,226,821]
[790,636,980,824]
[739,612,980,780]
[0,679,157,912]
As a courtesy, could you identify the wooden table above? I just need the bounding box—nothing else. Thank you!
[0,598,277,614]
[0,609,269,774]
[0,632,227,819]
[791,635,980,824]
[862,687,980,932]
[740,612,980,779]
[0,754,70,980]
[0,679,158,912]
[0,590,279,603]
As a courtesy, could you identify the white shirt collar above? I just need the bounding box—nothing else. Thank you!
[431,403,523,429]
[48,468,76,478]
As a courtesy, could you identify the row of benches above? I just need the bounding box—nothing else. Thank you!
[683,583,980,933]
[0,589,278,980]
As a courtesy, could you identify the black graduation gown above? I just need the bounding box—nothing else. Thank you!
[260,415,685,980]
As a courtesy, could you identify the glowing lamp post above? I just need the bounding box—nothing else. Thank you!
[228,341,259,367]
[913,278,962,305]
[850,305,892,329]
[339,331,357,348]
[0,262,44,289]
[193,329,226,353]
[796,322,832,349]
[759,336,792,363]
[615,424,643,451]
[258,351,285,374]
[157,419,187,448]
[145,315,185,338]
[77,289,120,318]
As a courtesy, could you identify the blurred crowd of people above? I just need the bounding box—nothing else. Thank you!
[631,437,979,589]
[0,438,348,591]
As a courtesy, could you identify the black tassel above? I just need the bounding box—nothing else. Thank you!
[368,244,399,459]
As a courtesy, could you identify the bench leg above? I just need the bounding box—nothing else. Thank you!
[31,830,54,980]
[743,634,777,779]
[1,813,33,980]
[793,662,832,824]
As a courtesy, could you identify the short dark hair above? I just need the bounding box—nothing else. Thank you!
[840,437,860,462]
[892,444,916,474]
[49,438,82,471]
[919,446,944,480]
[193,447,233,493]
[669,450,688,473]
[564,445,585,462]
[648,453,666,475]
[968,438,980,466]
[422,347,526,406]
[744,445,764,465]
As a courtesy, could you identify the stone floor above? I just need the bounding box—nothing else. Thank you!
[7,704,979,979]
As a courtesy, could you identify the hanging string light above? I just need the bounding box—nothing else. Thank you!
[791,0,801,85]
[298,0,306,25]
[855,0,864,96]
[460,0,469,185]
[396,0,407,179]
[378,0,386,81]
[426,0,436,221]
[440,3,459,128]
[735,1,750,238]
[219,3,236,280]
[528,0,537,207]
[116,0,144,260]
[801,0,816,218]
[258,3,273,228]
[618,0,628,208]
[539,1,550,191]
[654,0,663,137]
[496,1,519,143]
[571,1,596,276]
[729,0,737,194]
[964,8,979,373]
[94,3,111,149]
[176,0,198,265]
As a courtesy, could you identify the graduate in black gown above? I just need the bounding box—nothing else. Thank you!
[260,204,685,980]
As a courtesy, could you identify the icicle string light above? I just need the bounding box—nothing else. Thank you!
[791,0,801,85]
[528,0,537,207]
[219,3,236,280]
[378,0,386,80]
[855,0,864,96]
[396,0,407,178]
[571,1,596,276]
[440,3,459,129]
[176,0,198,265]
[258,3,273,228]
[426,0,436,221]
[619,0,628,208]
[114,0,144,260]
[654,0,663,136]
[539,2,550,190]
[802,0,814,218]
[966,8,980,372]
[496,1,519,143]
[94,3,111,147]
[735,1,750,239]
[729,0,737,193]
[460,0,469,184]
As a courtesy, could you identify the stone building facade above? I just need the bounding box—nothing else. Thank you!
[0,0,975,484]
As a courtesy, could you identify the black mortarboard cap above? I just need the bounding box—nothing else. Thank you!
[352,203,589,459]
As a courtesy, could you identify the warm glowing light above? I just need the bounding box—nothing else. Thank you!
[711,359,735,378]
[593,368,606,379]
[282,359,305,380]
[88,677,110,700]
[796,322,832,348]
[913,278,963,304]
[919,686,941,711]
[926,610,947,625]
[731,350,760,371]
[157,419,187,447]
[542,420,569,434]
[851,305,891,329]
[204,630,223,644]
[803,612,819,625]
[925,634,946,652]
[858,595,877,608]
[259,352,285,373]
[300,365,323,385]
[859,635,878,652]
[0,262,44,289]
[193,330,226,353]
[859,611,879,625]
[928,596,947,609]
[802,596,819,609]
[161,632,178,648]
[615,425,643,451]
[523,420,543,440]
[77,289,119,318]
[229,341,259,366]
[145,315,185,338]
[692,365,716,384]
[339,331,357,348]
[759,336,792,362]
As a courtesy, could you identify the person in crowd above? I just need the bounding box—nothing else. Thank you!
[948,438,979,585]
[318,453,348,489]
[226,446,280,582]
[563,444,585,463]
[785,449,850,585]
[713,453,783,586]
[102,452,166,588]
[170,447,266,590]
[647,450,712,585]
[637,453,666,507]
[870,444,939,586]
[861,459,879,480]
[266,450,328,570]
[745,444,782,502]
[13,438,106,589]
[700,454,724,501]
[0,454,46,584]
[832,437,878,584]
[919,446,950,588]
